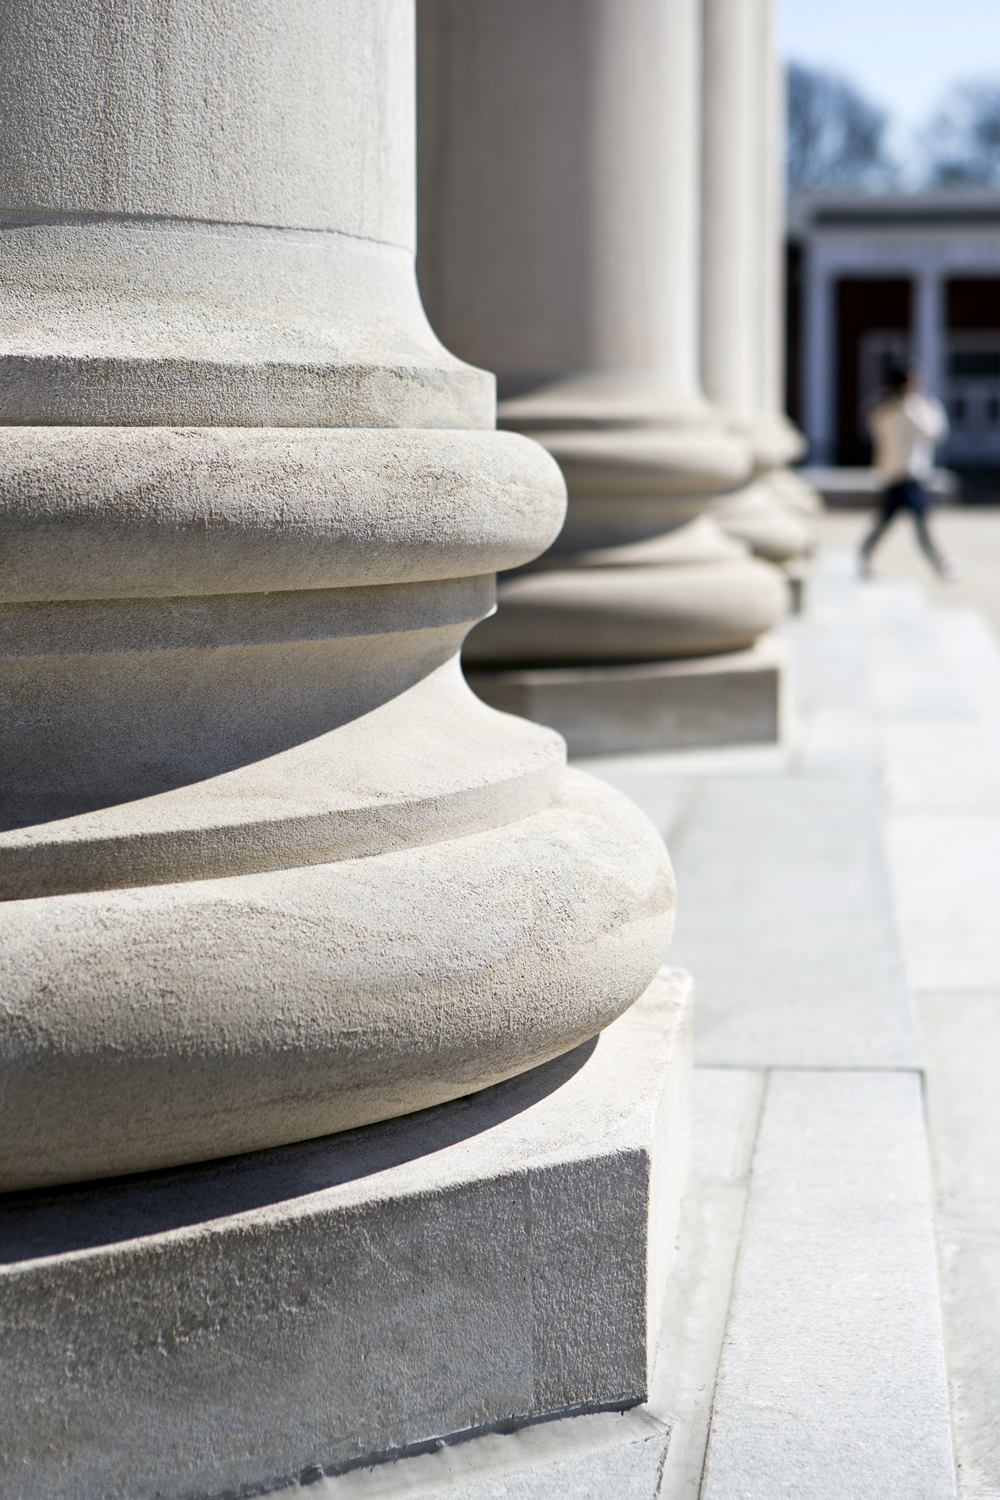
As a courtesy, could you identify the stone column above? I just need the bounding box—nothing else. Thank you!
[915,267,945,401]
[701,0,820,564]
[0,2,687,1490]
[804,253,836,464]
[418,0,789,755]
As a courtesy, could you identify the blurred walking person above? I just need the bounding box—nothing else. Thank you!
[860,367,955,579]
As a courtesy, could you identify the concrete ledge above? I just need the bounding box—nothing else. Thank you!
[465,639,786,756]
[0,968,691,1500]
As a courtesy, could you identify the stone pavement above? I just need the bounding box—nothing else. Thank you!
[817,504,1000,634]
[306,545,1000,1499]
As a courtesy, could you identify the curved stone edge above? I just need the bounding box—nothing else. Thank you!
[463,557,789,667]
[0,657,567,901]
[0,427,567,602]
[0,223,496,430]
[571,514,750,569]
[710,483,815,562]
[0,770,674,1190]
[0,967,691,1500]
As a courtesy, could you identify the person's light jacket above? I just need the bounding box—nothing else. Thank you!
[868,391,949,484]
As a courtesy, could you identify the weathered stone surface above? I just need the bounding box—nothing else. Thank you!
[1,0,676,1198]
[417,0,787,713]
[0,967,692,1500]
[0,428,565,601]
[0,771,674,1191]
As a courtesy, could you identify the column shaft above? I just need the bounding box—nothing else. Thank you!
[915,268,945,401]
[701,0,819,561]
[419,0,787,691]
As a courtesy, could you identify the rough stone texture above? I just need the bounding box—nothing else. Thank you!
[0,0,413,241]
[0,0,497,431]
[0,967,692,1500]
[466,639,786,758]
[0,769,675,1191]
[0,0,681,1198]
[0,225,494,429]
[0,428,565,602]
[700,1071,956,1500]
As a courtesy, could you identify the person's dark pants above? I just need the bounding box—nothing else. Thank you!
[860,478,946,573]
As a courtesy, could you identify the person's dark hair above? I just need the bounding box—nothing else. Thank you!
[884,365,909,393]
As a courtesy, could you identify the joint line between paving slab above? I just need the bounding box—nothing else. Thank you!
[690,1071,769,1500]
[654,1072,769,1500]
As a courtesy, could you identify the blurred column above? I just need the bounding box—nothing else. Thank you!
[915,267,945,401]
[701,0,821,565]
[419,0,789,753]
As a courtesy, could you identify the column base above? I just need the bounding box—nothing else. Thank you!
[467,638,787,757]
[0,968,691,1500]
[711,480,815,562]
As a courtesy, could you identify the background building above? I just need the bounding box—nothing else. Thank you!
[789,191,1000,488]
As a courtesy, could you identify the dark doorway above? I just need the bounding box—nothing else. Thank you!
[836,279,912,464]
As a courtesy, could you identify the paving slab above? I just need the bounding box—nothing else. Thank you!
[937,611,1000,726]
[919,989,1000,1500]
[880,722,1000,813]
[886,813,1000,990]
[700,1069,956,1500]
[859,568,1000,1498]
[862,583,976,724]
[665,776,920,1068]
[782,614,879,777]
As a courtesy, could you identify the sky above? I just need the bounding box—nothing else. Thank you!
[781,0,1000,171]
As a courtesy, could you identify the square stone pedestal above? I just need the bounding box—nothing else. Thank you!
[0,968,691,1500]
[466,638,787,757]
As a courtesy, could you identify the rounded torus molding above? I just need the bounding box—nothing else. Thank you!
[710,481,816,563]
[765,465,825,519]
[0,422,677,1191]
[464,516,789,667]
[497,374,753,552]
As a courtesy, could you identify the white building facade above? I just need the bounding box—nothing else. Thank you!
[790,192,1000,472]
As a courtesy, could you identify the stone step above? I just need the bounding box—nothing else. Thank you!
[863,575,1000,1499]
[302,551,958,1500]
